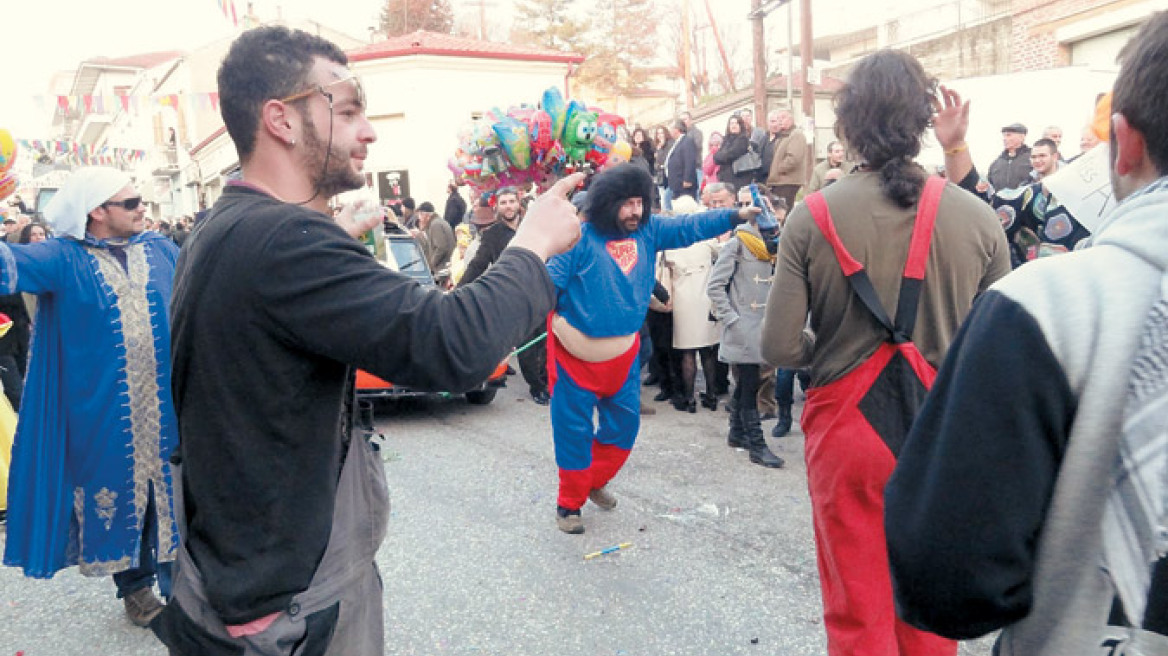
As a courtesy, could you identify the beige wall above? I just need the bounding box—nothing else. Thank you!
[355,54,573,208]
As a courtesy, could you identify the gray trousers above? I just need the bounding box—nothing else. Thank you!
[154,432,390,656]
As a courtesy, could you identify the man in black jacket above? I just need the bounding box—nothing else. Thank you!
[664,119,698,203]
[160,25,581,656]
[443,181,466,229]
[458,187,549,404]
[986,123,1033,192]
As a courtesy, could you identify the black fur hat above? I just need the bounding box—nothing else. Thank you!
[584,163,655,236]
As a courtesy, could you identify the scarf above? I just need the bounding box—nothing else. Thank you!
[1103,271,1168,626]
[737,229,774,263]
[42,167,131,240]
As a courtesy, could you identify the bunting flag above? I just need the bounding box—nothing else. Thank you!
[36,92,224,118]
[217,0,239,26]
[15,139,147,167]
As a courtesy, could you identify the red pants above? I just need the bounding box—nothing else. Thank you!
[801,343,954,656]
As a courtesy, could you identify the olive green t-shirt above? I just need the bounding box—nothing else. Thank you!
[761,171,1011,387]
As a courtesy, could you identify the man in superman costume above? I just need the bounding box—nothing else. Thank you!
[546,164,758,534]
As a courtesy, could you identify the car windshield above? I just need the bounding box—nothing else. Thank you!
[386,237,431,277]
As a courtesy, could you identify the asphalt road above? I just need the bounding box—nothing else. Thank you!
[0,371,997,655]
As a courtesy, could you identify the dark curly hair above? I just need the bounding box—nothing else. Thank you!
[833,50,937,208]
[1113,11,1168,175]
[584,163,655,237]
[217,26,348,162]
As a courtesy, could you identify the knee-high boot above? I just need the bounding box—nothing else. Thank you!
[742,409,784,468]
[727,396,747,448]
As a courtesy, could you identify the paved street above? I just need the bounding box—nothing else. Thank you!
[0,368,996,655]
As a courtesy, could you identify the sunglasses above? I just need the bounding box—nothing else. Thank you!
[104,197,143,211]
[278,75,366,111]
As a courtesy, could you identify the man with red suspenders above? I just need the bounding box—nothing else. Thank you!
[761,50,1011,655]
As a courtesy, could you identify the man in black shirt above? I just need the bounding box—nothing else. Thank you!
[159,25,581,656]
[458,187,549,404]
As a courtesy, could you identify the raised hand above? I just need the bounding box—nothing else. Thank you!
[510,173,586,260]
[932,85,970,151]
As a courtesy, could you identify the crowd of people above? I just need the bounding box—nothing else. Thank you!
[0,12,1167,656]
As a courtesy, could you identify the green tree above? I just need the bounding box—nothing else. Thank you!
[379,0,455,37]
[510,0,590,51]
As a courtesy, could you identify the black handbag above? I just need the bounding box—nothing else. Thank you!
[732,143,763,175]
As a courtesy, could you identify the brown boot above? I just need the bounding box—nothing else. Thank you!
[123,587,164,628]
[589,487,618,510]
[556,507,585,534]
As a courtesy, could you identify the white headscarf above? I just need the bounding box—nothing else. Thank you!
[43,167,132,240]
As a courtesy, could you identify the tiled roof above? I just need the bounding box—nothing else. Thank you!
[83,50,185,70]
[349,30,584,65]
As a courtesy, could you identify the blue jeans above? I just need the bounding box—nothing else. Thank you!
[112,481,173,600]
[774,368,810,407]
[659,187,673,211]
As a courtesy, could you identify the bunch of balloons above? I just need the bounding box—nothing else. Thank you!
[0,129,17,202]
[449,87,631,194]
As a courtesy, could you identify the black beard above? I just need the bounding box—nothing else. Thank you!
[301,112,363,198]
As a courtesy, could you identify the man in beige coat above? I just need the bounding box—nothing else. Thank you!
[763,109,807,210]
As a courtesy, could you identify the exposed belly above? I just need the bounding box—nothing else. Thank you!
[552,314,636,362]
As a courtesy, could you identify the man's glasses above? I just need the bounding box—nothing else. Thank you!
[104,197,142,211]
[277,76,365,111]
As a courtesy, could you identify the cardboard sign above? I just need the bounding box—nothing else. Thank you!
[1043,143,1116,233]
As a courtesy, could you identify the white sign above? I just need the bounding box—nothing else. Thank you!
[1043,143,1116,234]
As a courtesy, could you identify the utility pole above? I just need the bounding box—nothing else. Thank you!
[682,0,694,110]
[750,0,766,123]
[786,2,794,110]
[799,0,814,175]
[704,0,737,93]
[799,0,813,120]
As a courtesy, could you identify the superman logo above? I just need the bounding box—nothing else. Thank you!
[606,239,639,274]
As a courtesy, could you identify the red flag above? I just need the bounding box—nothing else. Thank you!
[119,94,130,112]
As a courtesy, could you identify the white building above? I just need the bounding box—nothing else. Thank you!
[346,31,584,211]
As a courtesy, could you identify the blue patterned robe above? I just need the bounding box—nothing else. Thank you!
[1,231,180,578]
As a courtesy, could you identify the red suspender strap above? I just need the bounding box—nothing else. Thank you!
[805,191,864,277]
[903,176,946,280]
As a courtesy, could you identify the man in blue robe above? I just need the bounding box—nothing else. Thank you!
[1,166,179,628]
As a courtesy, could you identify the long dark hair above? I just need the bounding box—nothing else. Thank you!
[724,115,747,140]
[834,50,936,208]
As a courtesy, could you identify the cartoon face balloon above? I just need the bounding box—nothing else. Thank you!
[0,130,16,177]
[526,110,553,165]
[492,117,532,170]
[563,112,598,162]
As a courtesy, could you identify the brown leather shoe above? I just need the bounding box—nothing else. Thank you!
[556,509,585,534]
[123,587,164,628]
[589,487,618,511]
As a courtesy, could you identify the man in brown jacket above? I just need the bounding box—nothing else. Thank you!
[762,109,807,210]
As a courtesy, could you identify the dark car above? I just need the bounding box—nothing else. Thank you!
[355,232,507,405]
